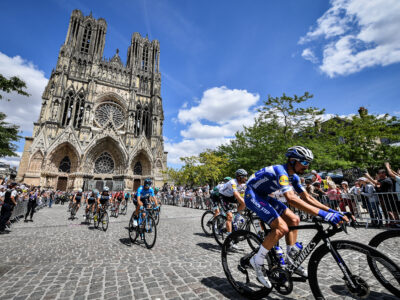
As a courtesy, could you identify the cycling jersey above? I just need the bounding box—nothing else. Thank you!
[124,192,130,200]
[245,164,305,225]
[88,193,96,204]
[219,179,246,198]
[100,192,110,203]
[75,192,82,201]
[136,186,155,199]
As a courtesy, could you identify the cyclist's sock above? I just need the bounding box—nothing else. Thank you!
[286,245,293,256]
[254,245,269,265]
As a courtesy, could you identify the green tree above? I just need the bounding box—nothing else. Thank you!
[0,74,30,158]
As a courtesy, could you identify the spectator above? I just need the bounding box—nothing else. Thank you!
[25,189,37,222]
[0,182,17,233]
[326,182,341,211]
[311,170,322,183]
[305,179,318,198]
[385,162,400,193]
[359,177,382,227]
[339,181,355,215]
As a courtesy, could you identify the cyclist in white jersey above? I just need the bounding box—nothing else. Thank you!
[219,169,248,237]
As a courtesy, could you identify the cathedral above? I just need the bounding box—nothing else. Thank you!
[17,9,167,191]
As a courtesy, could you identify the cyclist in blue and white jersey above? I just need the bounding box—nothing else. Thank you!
[245,146,348,288]
[210,177,231,218]
[133,178,159,225]
[219,169,248,237]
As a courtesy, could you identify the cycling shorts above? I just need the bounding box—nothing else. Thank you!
[244,187,288,225]
[88,198,96,205]
[220,194,236,213]
[100,199,108,206]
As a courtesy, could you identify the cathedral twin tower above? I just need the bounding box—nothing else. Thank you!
[17,9,167,191]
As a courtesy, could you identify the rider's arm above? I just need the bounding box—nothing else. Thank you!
[233,190,245,211]
[284,190,321,216]
[299,190,331,211]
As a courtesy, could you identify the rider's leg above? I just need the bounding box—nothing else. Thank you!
[226,211,233,233]
[281,208,300,249]
[135,199,143,217]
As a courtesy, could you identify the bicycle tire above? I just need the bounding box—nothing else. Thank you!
[128,217,139,243]
[101,211,109,231]
[201,210,214,236]
[154,208,160,226]
[94,213,99,228]
[308,240,400,299]
[221,230,272,299]
[368,230,400,297]
[144,214,157,249]
[212,214,228,247]
[245,216,268,251]
[115,206,119,218]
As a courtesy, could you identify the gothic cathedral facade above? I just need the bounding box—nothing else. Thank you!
[17,9,167,191]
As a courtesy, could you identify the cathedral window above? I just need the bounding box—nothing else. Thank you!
[142,46,149,71]
[58,156,71,173]
[134,162,142,175]
[62,91,75,127]
[94,152,114,174]
[73,92,85,128]
[94,102,125,129]
[81,24,92,53]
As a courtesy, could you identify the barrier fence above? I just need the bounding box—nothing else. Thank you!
[159,191,400,228]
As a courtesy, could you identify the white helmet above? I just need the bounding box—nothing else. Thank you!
[103,186,110,192]
[286,146,314,162]
[78,188,83,193]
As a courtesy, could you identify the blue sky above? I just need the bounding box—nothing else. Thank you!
[1,0,400,168]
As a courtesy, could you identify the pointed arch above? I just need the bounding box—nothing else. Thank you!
[28,151,44,173]
[131,150,152,176]
[47,142,80,173]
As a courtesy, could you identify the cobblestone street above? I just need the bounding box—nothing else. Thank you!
[0,204,398,300]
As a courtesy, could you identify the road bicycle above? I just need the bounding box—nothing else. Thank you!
[110,201,120,218]
[128,206,157,249]
[367,229,400,297]
[119,199,128,215]
[84,204,95,225]
[69,202,79,220]
[94,203,109,231]
[221,213,400,299]
[148,202,161,226]
[213,207,263,247]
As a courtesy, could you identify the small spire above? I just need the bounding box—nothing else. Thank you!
[116,48,119,55]
[89,11,93,17]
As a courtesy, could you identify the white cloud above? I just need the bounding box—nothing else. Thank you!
[299,0,400,77]
[301,48,319,64]
[0,52,48,132]
[178,86,259,124]
[167,86,260,166]
[0,152,22,169]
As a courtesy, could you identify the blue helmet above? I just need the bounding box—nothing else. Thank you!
[144,178,152,186]
[286,146,314,162]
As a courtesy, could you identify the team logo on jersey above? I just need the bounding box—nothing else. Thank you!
[279,175,289,186]
[232,184,237,189]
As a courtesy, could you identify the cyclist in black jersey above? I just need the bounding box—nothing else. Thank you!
[73,189,83,213]
[95,186,111,222]
[85,189,97,218]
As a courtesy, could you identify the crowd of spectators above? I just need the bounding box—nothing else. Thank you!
[303,163,400,227]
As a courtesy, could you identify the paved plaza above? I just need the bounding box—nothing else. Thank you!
[0,204,398,300]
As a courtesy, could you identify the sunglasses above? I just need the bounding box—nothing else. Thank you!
[299,161,310,166]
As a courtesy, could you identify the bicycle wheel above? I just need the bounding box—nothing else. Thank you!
[212,215,228,247]
[144,215,157,249]
[115,206,119,218]
[101,211,109,231]
[128,216,139,243]
[368,230,400,297]
[245,216,268,251]
[221,230,272,299]
[201,210,215,236]
[94,213,99,228]
[308,240,400,299]
[120,203,127,215]
[70,205,76,219]
[154,208,160,226]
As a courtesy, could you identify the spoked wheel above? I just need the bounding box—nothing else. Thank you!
[120,203,127,215]
[245,217,268,251]
[101,211,109,231]
[212,215,228,246]
[153,208,160,226]
[221,230,272,299]
[368,230,400,297]
[144,215,157,249]
[201,210,215,236]
[115,206,119,218]
[308,240,400,299]
[94,213,99,229]
[70,206,76,219]
[128,216,139,243]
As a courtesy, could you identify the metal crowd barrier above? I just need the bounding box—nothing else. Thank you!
[161,191,400,228]
[10,200,28,221]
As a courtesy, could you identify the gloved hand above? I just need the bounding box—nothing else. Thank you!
[328,208,343,215]
[318,209,344,225]
[153,206,159,210]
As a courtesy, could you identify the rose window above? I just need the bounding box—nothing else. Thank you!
[94,152,115,174]
[94,102,125,129]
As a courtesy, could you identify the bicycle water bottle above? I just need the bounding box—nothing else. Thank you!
[274,246,286,266]
[289,242,304,260]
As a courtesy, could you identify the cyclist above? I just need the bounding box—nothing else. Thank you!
[132,178,158,226]
[210,177,231,218]
[72,188,83,214]
[245,146,348,288]
[219,170,247,238]
[114,190,124,213]
[85,189,97,219]
[94,186,111,223]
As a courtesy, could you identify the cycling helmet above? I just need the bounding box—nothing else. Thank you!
[103,186,110,192]
[235,169,248,178]
[144,178,152,186]
[155,187,159,192]
[78,188,83,193]
[285,146,314,162]
[223,176,232,182]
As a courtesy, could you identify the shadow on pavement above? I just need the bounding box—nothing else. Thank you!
[196,242,221,252]
[200,276,246,300]
[119,238,132,247]
[193,232,209,238]
[329,285,396,299]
